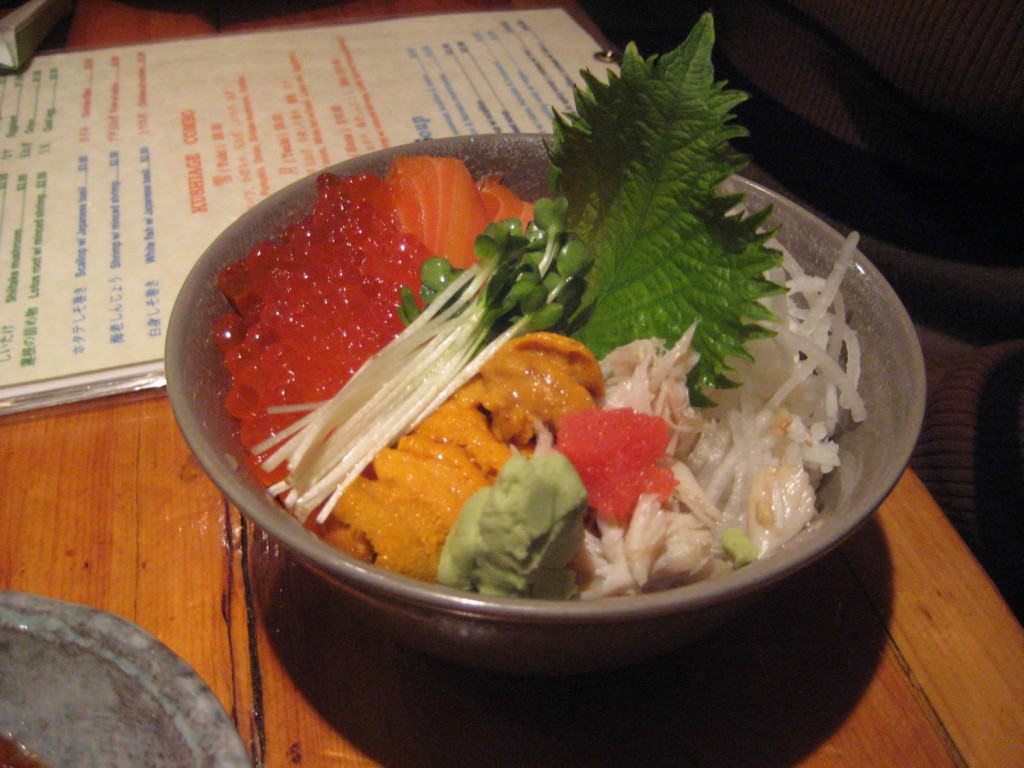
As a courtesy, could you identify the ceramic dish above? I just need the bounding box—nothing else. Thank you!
[0,591,251,767]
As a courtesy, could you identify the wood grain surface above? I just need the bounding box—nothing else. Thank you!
[4,2,1023,766]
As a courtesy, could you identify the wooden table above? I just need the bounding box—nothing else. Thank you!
[4,2,1024,766]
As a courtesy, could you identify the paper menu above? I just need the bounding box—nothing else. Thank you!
[0,8,614,414]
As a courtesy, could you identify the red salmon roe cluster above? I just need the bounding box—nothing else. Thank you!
[214,171,433,464]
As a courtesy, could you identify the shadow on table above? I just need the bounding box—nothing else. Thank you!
[250,517,893,767]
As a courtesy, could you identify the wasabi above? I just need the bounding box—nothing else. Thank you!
[721,527,759,567]
[437,452,587,599]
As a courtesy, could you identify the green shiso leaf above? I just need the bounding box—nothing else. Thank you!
[549,13,785,406]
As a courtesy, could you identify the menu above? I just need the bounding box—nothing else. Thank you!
[0,8,614,413]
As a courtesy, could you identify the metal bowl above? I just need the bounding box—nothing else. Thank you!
[166,134,924,675]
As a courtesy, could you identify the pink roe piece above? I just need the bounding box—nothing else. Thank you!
[555,407,678,519]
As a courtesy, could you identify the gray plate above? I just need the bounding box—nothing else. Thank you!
[0,591,251,767]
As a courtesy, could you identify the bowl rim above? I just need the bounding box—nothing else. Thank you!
[166,134,925,625]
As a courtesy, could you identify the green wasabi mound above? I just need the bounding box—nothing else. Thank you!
[437,452,588,599]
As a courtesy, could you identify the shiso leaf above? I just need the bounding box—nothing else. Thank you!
[549,13,785,405]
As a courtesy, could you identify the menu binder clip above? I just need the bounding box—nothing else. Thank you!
[0,0,73,72]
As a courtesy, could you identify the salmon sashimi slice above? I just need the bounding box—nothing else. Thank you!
[386,155,491,268]
[477,173,535,227]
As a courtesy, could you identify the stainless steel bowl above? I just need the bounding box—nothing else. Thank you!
[166,134,925,675]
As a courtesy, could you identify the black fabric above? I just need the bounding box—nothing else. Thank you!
[973,345,1024,612]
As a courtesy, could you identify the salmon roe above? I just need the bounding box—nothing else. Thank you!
[214,171,433,460]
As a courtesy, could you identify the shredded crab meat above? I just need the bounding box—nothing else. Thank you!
[577,232,866,598]
[601,326,705,456]
[580,498,714,597]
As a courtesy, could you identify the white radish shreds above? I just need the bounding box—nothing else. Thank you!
[578,232,866,596]
[690,231,864,553]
